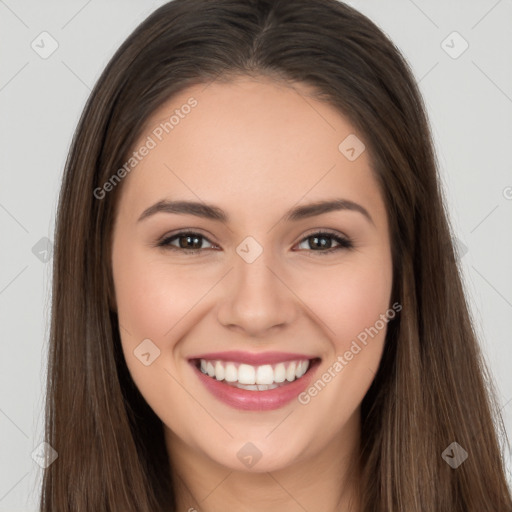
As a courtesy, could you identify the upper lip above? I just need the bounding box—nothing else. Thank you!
[188,351,319,366]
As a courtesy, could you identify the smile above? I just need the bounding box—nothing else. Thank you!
[188,352,321,411]
[196,358,311,390]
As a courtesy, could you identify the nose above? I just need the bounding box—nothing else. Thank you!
[216,247,298,337]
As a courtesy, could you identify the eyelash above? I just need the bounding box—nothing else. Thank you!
[156,229,354,256]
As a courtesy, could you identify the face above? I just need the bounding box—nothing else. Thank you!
[111,76,393,474]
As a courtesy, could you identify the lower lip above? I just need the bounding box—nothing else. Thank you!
[190,359,321,411]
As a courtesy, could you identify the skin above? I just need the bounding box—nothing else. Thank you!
[111,76,393,512]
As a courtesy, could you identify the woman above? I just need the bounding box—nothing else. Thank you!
[41,0,512,510]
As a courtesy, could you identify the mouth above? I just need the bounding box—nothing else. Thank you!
[192,357,320,390]
[188,353,322,410]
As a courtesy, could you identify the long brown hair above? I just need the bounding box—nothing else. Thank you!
[41,0,512,510]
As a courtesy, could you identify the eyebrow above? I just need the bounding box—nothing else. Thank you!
[137,198,374,226]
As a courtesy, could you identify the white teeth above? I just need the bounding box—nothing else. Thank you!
[286,361,297,381]
[225,382,280,391]
[255,364,274,385]
[197,358,311,387]
[224,362,238,382]
[273,363,286,383]
[240,384,258,390]
[238,364,256,384]
[296,360,308,378]
[256,383,279,391]
[214,361,225,381]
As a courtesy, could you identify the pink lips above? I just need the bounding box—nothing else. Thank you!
[188,351,321,411]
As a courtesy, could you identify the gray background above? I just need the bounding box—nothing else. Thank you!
[1,0,511,509]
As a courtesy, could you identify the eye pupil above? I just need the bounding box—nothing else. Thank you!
[310,235,332,250]
[180,234,202,249]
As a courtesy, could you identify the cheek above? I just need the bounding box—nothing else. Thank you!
[293,254,393,423]
[112,247,208,341]
[304,255,393,349]
[111,246,201,422]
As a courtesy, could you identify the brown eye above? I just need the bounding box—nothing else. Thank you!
[296,231,353,254]
[158,232,215,252]
[156,230,353,255]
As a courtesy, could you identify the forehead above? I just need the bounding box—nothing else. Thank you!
[117,76,385,226]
